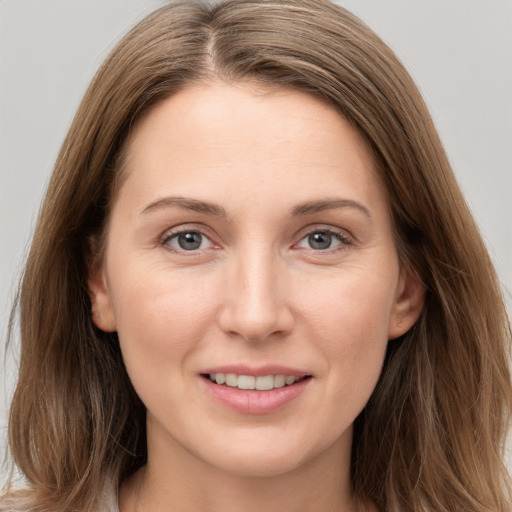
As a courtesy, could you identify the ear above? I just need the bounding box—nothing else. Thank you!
[388,267,424,340]
[87,239,117,333]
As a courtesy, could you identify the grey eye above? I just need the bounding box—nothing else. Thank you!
[307,232,333,250]
[308,233,332,250]
[296,230,345,251]
[178,232,202,250]
[168,231,211,251]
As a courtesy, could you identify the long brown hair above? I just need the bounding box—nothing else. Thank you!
[2,1,511,510]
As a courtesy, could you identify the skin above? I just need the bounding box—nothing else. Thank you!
[89,81,424,512]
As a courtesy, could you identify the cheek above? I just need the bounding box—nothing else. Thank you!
[109,263,219,379]
[300,266,397,345]
[301,269,397,408]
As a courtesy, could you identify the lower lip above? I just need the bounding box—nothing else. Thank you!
[201,376,311,415]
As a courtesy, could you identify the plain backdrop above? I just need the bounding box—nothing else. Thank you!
[1,0,511,485]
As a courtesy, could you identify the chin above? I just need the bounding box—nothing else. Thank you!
[206,449,309,478]
[190,427,346,479]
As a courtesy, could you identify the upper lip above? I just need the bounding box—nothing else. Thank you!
[201,365,312,377]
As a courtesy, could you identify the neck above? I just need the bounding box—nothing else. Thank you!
[124,467,356,512]
[119,420,365,512]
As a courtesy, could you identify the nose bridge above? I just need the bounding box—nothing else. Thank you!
[218,240,292,341]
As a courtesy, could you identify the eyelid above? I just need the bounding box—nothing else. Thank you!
[292,224,355,250]
[159,223,220,252]
[157,223,354,254]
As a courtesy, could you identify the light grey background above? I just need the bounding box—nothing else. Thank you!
[1,0,511,486]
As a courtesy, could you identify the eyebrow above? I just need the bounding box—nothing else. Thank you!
[140,197,226,217]
[291,198,371,218]
[140,196,371,219]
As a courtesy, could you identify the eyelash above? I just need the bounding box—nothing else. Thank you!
[159,226,353,254]
[294,228,353,253]
[160,225,217,254]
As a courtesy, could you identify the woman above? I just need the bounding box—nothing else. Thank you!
[1,0,510,510]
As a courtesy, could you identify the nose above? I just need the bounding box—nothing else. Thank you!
[217,248,295,342]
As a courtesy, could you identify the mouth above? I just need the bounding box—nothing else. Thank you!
[200,369,313,414]
[201,373,312,391]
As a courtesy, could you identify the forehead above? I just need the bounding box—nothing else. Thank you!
[117,81,384,214]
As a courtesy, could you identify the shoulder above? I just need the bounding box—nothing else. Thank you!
[99,483,119,512]
[0,498,30,512]
[0,483,118,512]
[0,494,34,512]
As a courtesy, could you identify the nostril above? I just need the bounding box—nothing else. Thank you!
[217,277,294,341]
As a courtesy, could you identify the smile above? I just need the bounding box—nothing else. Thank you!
[207,373,309,390]
[201,372,312,414]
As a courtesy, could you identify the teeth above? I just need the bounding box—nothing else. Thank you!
[273,375,286,388]
[209,373,305,390]
[225,373,237,387]
[255,375,274,390]
[238,375,256,389]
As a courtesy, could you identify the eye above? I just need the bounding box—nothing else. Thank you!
[295,229,350,251]
[164,230,213,251]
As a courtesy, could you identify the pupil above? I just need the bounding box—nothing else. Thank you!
[309,232,332,250]
[178,232,202,250]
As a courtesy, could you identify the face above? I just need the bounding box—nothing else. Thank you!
[90,81,423,479]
